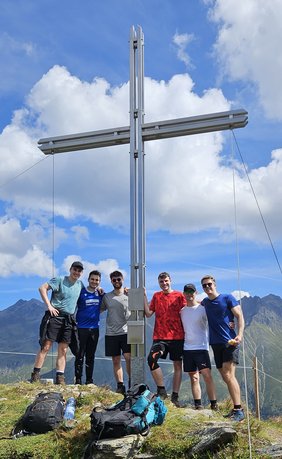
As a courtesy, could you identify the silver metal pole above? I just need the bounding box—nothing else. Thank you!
[129,26,138,289]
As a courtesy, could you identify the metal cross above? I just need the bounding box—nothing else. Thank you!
[38,26,248,385]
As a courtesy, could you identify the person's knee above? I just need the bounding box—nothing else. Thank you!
[189,372,199,384]
[41,341,52,353]
[147,349,162,371]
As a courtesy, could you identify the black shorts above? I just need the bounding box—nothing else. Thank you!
[46,316,73,344]
[152,339,184,361]
[183,350,211,373]
[211,343,240,369]
[105,334,131,357]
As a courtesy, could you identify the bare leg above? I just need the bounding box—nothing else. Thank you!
[56,342,69,372]
[188,371,201,399]
[172,360,182,393]
[218,361,241,405]
[151,367,164,387]
[112,355,123,383]
[123,352,131,380]
[200,368,217,400]
[33,340,53,369]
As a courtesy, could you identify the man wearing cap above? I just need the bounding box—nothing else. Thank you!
[180,283,217,410]
[30,261,84,385]
[144,272,186,407]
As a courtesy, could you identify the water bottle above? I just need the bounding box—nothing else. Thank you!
[64,397,76,427]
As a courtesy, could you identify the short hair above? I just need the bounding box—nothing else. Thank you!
[201,274,216,284]
[110,270,123,279]
[158,272,171,280]
[88,270,101,280]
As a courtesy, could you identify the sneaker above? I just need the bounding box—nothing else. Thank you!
[171,394,180,408]
[229,409,245,422]
[75,378,82,385]
[116,383,126,395]
[157,387,168,399]
[30,371,40,383]
[86,379,94,385]
[55,374,66,385]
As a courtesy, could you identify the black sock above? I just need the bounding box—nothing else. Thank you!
[56,371,64,376]
[33,367,40,373]
[234,405,242,410]
[157,385,165,390]
[171,392,178,397]
[210,400,217,407]
[117,381,124,387]
[194,399,202,407]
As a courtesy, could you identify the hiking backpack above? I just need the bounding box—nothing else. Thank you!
[90,383,167,440]
[13,392,65,435]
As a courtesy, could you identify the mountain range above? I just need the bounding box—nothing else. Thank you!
[0,294,281,418]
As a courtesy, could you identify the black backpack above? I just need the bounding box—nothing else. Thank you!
[13,392,65,436]
[90,383,167,441]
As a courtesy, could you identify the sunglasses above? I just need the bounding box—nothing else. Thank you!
[112,277,122,282]
[202,282,213,289]
[184,289,195,294]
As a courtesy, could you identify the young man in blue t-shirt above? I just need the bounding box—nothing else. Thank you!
[74,270,104,385]
[201,274,245,422]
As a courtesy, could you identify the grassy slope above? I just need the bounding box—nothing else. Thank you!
[0,383,281,459]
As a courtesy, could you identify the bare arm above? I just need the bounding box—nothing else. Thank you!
[144,292,154,318]
[232,305,245,344]
[39,282,59,317]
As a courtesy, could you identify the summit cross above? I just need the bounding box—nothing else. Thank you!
[38,25,248,384]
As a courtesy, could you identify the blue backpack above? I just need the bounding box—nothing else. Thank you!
[90,383,167,440]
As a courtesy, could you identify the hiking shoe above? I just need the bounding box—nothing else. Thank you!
[116,383,126,395]
[86,379,94,385]
[210,403,219,411]
[194,405,204,410]
[55,374,66,385]
[75,378,82,385]
[229,409,245,422]
[171,394,180,408]
[30,371,40,383]
[157,387,168,399]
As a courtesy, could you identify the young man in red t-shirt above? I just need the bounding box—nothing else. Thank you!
[144,272,186,406]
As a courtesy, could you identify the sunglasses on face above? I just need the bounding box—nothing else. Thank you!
[112,277,122,282]
[202,282,213,289]
[185,289,195,294]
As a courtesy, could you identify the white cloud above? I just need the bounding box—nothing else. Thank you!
[172,32,195,68]
[0,61,282,278]
[208,0,282,120]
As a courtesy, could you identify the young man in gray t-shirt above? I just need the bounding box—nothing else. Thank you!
[101,271,131,395]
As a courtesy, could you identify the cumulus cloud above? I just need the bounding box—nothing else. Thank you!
[208,0,282,120]
[0,59,281,278]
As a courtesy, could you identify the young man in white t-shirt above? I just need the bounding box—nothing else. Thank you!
[180,283,217,410]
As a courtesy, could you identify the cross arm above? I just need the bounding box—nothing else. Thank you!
[38,109,248,155]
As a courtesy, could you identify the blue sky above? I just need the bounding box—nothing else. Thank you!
[0,0,282,310]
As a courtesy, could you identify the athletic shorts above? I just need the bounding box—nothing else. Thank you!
[46,316,73,344]
[105,334,131,357]
[151,339,184,361]
[211,343,240,369]
[183,350,211,373]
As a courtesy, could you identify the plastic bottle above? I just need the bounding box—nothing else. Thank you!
[64,397,76,421]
